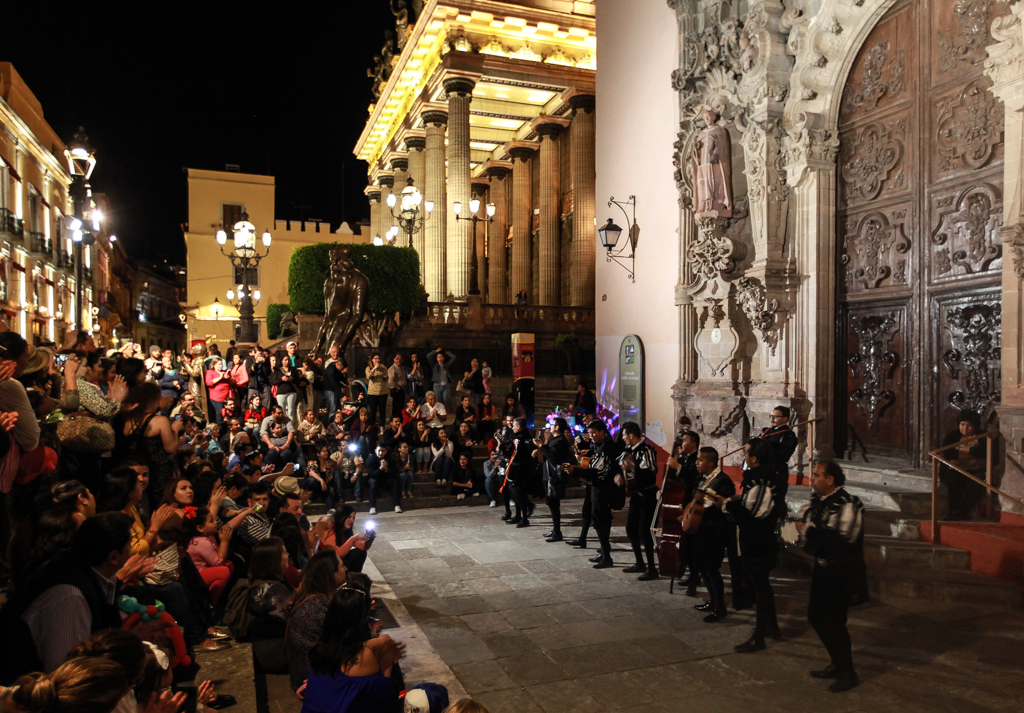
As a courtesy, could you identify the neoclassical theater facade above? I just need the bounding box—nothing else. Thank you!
[594,0,1024,514]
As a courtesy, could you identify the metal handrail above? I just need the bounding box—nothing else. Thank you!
[927,430,1024,543]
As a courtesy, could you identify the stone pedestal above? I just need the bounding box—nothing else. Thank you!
[296,314,323,352]
[465,294,484,330]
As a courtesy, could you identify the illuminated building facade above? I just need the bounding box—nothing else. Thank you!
[354,0,597,307]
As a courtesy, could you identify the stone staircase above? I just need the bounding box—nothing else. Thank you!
[534,389,576,425]
[780,465,1023,608]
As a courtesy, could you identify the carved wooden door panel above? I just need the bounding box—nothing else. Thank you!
[836,0,1005,467]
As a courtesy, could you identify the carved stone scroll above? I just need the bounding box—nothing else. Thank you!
[930,184,1002,276]
[841,212,911,290]
[841,122,904,201]
[936,80,1004,173]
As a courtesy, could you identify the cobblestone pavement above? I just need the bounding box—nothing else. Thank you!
[360,500,1024,713]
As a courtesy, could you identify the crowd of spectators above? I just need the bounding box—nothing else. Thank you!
[0,327,517,713]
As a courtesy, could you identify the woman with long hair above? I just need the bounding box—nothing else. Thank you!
[21,481,94,582]
[302,588,405,712]
[364,353,389,428]
[0,657,129,713]
[245,537,294,685]
[501,393,526,421]
[95,465,175,558]
[113,382,182,502]
[316,505,371,574]
[205,355,235,426]
[284,550,347,692]
[475,392,497,441]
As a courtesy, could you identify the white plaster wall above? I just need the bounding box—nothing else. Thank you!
[595,0,679,449]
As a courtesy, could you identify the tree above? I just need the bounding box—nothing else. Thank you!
[555,333,582,374]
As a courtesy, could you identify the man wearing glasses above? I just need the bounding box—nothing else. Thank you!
[756,406,799,520]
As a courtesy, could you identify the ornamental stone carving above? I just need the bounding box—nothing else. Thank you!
[1002,223,1024,280]
[841,211,910,290]
[939,0,992,72]
[930,184,1002,276]
[841,122,904,201]
[736,276,780,355]
[691,110,734,218]
[841,41,906,115]
[688,218,736,282]
[936,80,1003,172]
[848,312,900,429]
[984,3,1024,87]
[943,303,1001,414]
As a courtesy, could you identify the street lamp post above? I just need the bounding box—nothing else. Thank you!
[383,178,432,247]
[453,196,496,296]
[64,127,98,331]
[216,211,271,344]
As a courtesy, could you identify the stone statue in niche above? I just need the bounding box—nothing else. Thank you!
[691,109,733,218]
[311,246,370,358]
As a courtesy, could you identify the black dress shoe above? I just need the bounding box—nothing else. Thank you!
[703,610,727,623]
[516,519,530,528]
[569,538,588,549]
[543,530,556,538]
[623,563,645,574]
[809,664,839,679]
[589,553,604,563]
[500,512,512,521]
[508,517,522,525]
[828,672,860,693]
[545,533,563,543]
[592,557,613,569]
[527,503,535,517]
[694,601,714,612]
[734,636,766,653]
[685,584,698,597]
[637,569,659,581]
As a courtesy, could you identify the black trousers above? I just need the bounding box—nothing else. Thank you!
[592,483,613,558]
[727,524,753,608]
[942,470,985,519]
[625,493,657,569]
[808,563,855,674]
[547,496,561,533]
[577,485,593,541]
[511,473,531,520]
[390,388,405,419]
[745,555,778,638]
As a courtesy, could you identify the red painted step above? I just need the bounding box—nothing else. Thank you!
[919,514,1024,584]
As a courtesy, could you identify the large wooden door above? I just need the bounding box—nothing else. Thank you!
[836,0,1005,467]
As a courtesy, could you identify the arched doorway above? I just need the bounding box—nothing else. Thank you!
[835,0,1005,467]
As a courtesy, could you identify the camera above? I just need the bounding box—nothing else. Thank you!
[364,521,377,545]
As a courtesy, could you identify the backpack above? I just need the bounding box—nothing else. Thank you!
[223,578,257,641]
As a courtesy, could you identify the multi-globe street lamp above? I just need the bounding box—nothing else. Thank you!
[453,196,495,296]
[63,127,98,331]
[380,177,433,247]
[215,211,271,343]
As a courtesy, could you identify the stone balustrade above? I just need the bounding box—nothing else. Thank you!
[426,302,594,330]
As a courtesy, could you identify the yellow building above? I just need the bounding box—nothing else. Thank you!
[0,63,95,344]
[182,168,370,350]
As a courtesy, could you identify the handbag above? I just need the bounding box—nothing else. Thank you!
[57,410,116,453]
[455,379,470,395]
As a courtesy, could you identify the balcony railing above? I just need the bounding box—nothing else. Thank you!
[426,302,595,330]
[58,252,74,270]
[0,209,24,240]
[29,232,52,256]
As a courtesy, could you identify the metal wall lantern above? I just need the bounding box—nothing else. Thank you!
[599,195,639,282]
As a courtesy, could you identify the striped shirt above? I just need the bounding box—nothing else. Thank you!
[797,487,865,545]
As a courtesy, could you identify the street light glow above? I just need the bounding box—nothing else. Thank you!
[387,192,397,208]
[216,230,227,245]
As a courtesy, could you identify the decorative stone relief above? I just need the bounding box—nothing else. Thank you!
[936,80,1003,173]
[984,3,1024,87]
[695,299,741,379]
[841,122,904,201]
[930,184,1003,275]
[848,312,900,428]
[939,0,992,72]
[841,41,906,115]
[841,211,911,290]
[736,276,780,355]
[943,303,1001,414]
[1002,223,1024,279]
[782,128,841,186]
[688,218,736,284]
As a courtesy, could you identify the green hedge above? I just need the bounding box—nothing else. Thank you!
[265,303,290,340]
[288,243,420,316]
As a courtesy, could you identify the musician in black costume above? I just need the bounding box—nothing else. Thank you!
[499,417,535,527]
[495,416,516,521]
[565,419,622,568]
[757,406,799,518]
[690,447,736,622]
[536,417,576,542]
[567,422,595,548]
[665,431,701,594]
[620,422,660,580]
[720,438,782,652]
[795,460,867,693]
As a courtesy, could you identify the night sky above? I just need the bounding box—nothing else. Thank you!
[5,2,395,265]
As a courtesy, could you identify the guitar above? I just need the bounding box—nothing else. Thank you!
[621,451,637,497]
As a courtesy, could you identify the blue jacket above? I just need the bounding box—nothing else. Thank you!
[429,351,456,386]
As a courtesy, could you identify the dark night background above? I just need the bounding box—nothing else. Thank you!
[5,2,395,265]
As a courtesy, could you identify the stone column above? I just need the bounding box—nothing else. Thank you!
[444,77,476,300]
[486,165,511,304]
[422,110,448,302]
[367,187,382,247]
[472,178,491,299]
[536,123,564,305]
[569,94,596,307]
[985,14,1024,513]
[675,209,699,383]
[378,174,395,242]
[390,156,409,245]
[785,129,841,459]
[406,135,427,279]
[508,145,537,301]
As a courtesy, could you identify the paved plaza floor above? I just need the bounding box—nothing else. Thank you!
[362,500,1024,713]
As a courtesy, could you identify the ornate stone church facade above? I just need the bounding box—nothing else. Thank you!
[596,0,1024,514]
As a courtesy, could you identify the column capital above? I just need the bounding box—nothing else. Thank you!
[366,189,382,203]
[471,177,491,193]
[568,93,596,115]
[421,110,449,127]
[405,135,427,151]
[481,159,514,180]
[443,76,477,98]
[390,156,409,171]
[505,140,540,162]
[532,115,571,139]
[378,174,395,188]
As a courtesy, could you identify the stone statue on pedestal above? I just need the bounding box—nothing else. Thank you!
[691,109,733,218]
[311,246,370,358]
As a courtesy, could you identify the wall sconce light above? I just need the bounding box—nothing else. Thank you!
[598,195,639,282]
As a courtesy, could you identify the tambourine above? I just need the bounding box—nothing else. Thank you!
[779,520,801,546]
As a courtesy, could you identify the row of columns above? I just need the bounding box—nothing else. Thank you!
[366,84,596,306]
